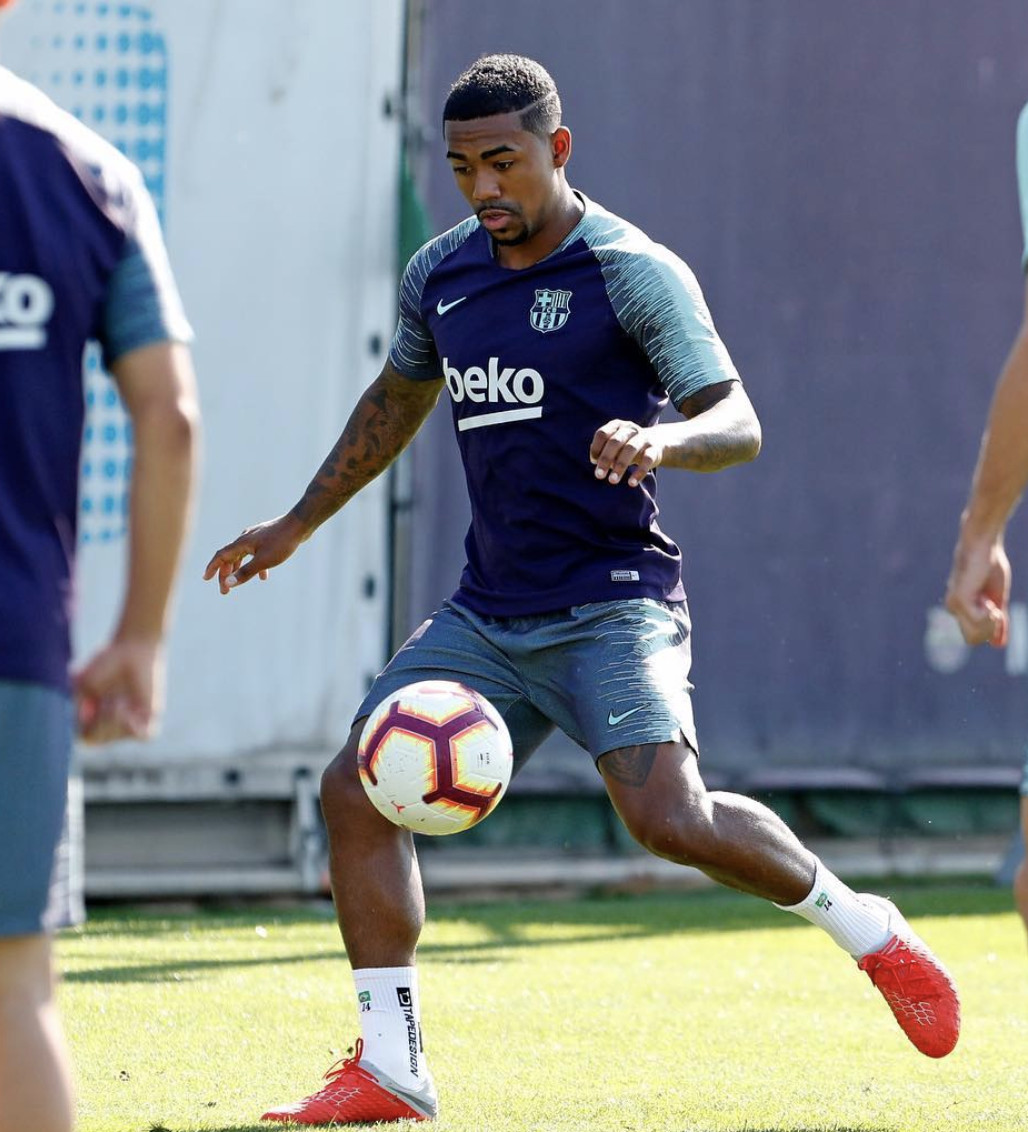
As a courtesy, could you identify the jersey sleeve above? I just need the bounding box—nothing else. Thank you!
[388,248,441,379]
[99,168,192,367]
[1017,102,1028,273]
[597,238,740,408]
[388,218,478,380]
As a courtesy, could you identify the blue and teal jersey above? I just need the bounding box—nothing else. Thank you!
[389,192,741,615]
[1018,102,1028,272]
[0,66,191,691]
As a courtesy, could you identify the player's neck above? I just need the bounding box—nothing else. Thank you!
[493,187,584,270]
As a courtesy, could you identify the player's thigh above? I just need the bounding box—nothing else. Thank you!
[543,598,699,761]
[352,601,554,771]
[0,681,74,938]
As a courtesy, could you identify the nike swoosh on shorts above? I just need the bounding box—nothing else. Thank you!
[607,705,645,726]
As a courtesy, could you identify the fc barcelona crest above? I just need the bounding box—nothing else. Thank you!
[529,288,572,333]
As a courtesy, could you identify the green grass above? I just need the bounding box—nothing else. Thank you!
[58,883,1024,1132]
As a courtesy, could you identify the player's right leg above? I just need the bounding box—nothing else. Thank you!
[260,720,439,1124]
[322,720,426,972]
[261,602,552,1124]
[0,680,77,1132]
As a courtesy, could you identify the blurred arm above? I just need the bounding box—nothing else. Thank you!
[946,279,1028,646]
[75,341,200,740]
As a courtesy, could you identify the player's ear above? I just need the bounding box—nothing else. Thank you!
[551,126,572,169]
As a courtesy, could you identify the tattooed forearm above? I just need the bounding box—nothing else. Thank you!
[672,420,761,472]
[599,743,660,788]
[290,368,442,532]
[656,380,761,473]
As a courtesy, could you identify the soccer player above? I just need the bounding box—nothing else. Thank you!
[207,55,960,1125]
[945,101,1028,939]
[0,1,199,1127]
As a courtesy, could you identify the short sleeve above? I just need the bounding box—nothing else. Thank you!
[99,169,192,366]
[388,218,478,380]
[388,251,441,379]
[594,235,740,408]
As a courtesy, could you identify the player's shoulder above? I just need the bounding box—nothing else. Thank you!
[404,216,480,281]
[0,66,147,225]
[1018,100,1028,152]
[578,194,695,278]
[576,193,703,311]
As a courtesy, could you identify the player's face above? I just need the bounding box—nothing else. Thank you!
[444,112,569,248]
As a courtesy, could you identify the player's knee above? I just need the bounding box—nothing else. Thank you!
[617,797,714,867]
[319,739,365,823]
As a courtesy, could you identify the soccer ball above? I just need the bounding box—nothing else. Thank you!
[357,680,513,835]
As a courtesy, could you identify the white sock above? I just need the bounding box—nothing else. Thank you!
[777,859,893,958]
[353,966,428,1087]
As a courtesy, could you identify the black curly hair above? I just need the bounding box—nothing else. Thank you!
[443,54,562,137]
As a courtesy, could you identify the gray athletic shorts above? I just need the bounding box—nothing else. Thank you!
[0,680,83,936]
[355,598,698,772]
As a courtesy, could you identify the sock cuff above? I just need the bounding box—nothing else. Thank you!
[774,857,822,913]
[353,966,417,980]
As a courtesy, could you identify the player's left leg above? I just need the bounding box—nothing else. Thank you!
[0,935,74,1132]
[599,739,959,1057]
[558,600,958,1059]
[1012,794,1028,944]
[600,737,814,902]
[0,680,78,1132]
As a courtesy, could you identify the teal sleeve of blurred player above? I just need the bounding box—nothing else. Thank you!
[1017,102,1028,272]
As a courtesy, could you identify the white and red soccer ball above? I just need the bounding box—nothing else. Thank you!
[357,680,513,835]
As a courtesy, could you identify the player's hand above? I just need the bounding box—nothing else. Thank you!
[73,637,164,744]
[945,535,1010,647]
[203,513,307,594]
[590,420,664,487]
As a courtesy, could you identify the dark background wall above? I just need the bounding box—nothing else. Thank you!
[399,0,1028,781]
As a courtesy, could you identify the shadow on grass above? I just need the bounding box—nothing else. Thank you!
[62,948,343,984]
[60,882,1012,985]
[62,890,820,984]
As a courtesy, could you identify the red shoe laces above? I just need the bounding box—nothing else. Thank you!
[323,1038,366,1084]
[861,940,936,993]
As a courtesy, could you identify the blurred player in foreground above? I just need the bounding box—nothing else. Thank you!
[0,1,199,1128]
[208,54,960,1126]
[946,101,1028,939]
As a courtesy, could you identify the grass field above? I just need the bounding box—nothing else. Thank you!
[59,882,1024,1132]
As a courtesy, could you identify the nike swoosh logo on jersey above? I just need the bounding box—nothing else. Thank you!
[436,296,468,316]
[607,705,645,726]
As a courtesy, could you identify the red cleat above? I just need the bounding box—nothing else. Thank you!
[857,898,960,1059]
[261,1039,438,1124]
